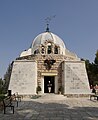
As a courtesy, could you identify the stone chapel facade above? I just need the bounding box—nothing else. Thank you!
[8,27,90,97]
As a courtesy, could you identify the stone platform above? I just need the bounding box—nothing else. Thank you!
[0,94,98,120]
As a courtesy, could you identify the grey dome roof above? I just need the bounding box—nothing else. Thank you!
[31,31,66,49]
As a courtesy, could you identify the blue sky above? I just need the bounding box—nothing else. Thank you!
[0,0,98,78]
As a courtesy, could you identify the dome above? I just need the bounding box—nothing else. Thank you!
[31,31,66,50]
[19,30,79,59]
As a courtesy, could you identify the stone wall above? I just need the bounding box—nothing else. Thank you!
[17,54,66,86]
[8,60,37,95]
[63,61,90,95]
[14,54,90,96]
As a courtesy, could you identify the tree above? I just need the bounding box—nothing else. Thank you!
[3,62,13,93]
[85,59,93,85]
[94,50,98,65]
[85,50,98,86]
[0,78,3,94]
[93,50,98,85]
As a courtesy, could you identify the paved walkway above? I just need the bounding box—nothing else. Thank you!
[0,94,98,120]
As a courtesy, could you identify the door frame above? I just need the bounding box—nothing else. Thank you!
[44,76,55,93]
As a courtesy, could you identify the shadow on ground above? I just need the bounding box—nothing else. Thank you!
[0,98,98,120]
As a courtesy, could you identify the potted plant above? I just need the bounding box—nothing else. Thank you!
[36,86,42,94]
[58,86,63,94]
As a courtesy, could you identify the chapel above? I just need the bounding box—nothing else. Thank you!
[8,26,90,97]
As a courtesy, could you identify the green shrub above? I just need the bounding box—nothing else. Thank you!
[58,86,63,93]
[36,86,41,93]
[0,94,6,101]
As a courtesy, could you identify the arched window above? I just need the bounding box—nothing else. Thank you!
[41,46,45,54]
[34,49,39,54]
[47,43,52,54]
[54,46,58,54]
[34,50,36,54]
[48,45,52,54]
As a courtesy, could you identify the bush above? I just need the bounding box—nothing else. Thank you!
[36,86,41,93]
[0,94,6,101]
[58,86,63,94]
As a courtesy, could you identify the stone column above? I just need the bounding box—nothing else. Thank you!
[63,61,66,94]
[55,76,58,94]
[41,76,44,94]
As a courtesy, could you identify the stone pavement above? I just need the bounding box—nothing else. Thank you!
[0,94,98,120]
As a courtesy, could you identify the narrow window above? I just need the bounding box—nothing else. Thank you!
[34,49,39,54]
[48,45,51,54]
[54,46,58,54]
[34,50,36,54]
[41,46,45,54]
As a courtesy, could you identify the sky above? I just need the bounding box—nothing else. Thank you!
[0,0,98,78]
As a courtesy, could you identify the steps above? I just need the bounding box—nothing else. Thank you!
[38,94,66,100]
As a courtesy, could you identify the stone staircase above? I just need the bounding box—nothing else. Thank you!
[37,94,66,100]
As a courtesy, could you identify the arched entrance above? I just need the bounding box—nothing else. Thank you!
[44,76,55,93]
